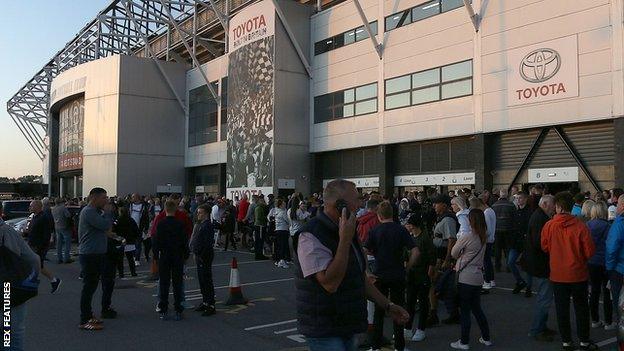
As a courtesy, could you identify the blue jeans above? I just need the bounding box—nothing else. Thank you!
[529,277,553,336]
[609,270,623,321]
[307,335,357,351]
[7,303,27,351]
[56,229,72,262]
[507,249,526,285]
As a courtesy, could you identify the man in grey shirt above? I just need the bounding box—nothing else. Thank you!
[78,187,113,330]
[0,202,40,351]
[52,198,73,263]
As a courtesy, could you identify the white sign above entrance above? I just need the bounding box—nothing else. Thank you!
[507,35,578,106]
[528,167,579,183]
[394,172,476,186]
[323,177,379,188]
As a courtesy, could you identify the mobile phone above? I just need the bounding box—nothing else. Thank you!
[336,199,350,219]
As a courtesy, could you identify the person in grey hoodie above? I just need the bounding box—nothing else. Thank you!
[0,201,40,351]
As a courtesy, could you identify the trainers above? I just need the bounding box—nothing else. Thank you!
[278,260,288,269]
[101,308,117,319]
[450,340,470,350]
[155,303,162,313]
[159,312,168,321]
[591,321,603,328]
[482,282,492,290]
[478,337,492,346]
[411,329,426,342]
[195,303,208,312]
[51,278,62,294]
[604,322,617,331]
[512,281,527,294]
[134,260,140,266]
[403,328,413,339]
[561,342,576,351]
[490,281,496,287]
[202,305,216,316]
[579,341,599,350]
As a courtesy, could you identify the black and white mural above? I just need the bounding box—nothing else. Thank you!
[226,0,275,199]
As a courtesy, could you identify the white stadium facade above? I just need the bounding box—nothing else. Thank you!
[7,0,624,198]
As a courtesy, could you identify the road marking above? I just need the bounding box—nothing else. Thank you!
[274,328,298,335]
[596,337,616,347]
[154,277,294,296]
[245,319,297,331]
[286,334,306,343]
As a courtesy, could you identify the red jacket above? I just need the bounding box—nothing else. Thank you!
[150,209,193,238]
[237,199,249,222]
[357,211,380,244]
[541,213,595,283]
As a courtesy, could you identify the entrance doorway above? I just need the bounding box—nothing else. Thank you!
[525,182,579,195]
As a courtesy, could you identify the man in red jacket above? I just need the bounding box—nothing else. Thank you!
[541,192,596,351]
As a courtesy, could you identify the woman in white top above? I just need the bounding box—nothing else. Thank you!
[288,199,311,237]
[270,199,290,268]
[451,196,471,239]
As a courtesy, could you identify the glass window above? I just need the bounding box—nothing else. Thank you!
[188,82,218,147]
[442,61,472,82]
[356,83,377,100]
[355,26,368,41]
[386,75,411,94]
[442,80,472,99]
[315,39,333,55]
[412,86,440,105]
[314,94,333,123]
[385,10,411,31]
[332,33,345,49]
[442,0,465,12]
[344,89,355,103]
[412,68,440,89]
[412,1,441,22]
[344,30,356,45]
[343,104,355,117]
[370,21,378,36]
[385,92,411,109]
[355,99,377,115]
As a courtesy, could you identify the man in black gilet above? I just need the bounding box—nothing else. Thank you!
[294,179,409,351]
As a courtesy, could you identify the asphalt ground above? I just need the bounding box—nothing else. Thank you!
[19,246,620,351]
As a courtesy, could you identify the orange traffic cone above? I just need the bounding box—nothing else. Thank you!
[226,257,248,305]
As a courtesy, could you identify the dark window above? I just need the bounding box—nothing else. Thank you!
[314,82,378,124]
[314,21,378,55]
[385,60,472,111]
[188,81,219,147]
[220,77,228,141]
[385,0,468,33]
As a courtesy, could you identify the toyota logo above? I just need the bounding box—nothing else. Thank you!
[519,48,561,83]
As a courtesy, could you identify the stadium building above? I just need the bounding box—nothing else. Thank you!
[7,0,624,198]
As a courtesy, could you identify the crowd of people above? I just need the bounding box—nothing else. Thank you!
[2,181,624,351]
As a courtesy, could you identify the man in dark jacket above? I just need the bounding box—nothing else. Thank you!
[294,180,409,351]
[524,195,556,342]
[190,204,216,316]
[510,191,533,295]
[492,189,517,272]
[27,200,62,294]
[153,200,190,321]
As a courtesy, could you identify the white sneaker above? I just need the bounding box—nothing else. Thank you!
[403,328,413,339]
[135,260,140,266]
[278,260,288,268]
[605,322,617,331]
[411,329,426,342]
[450,340,470,350]
[490,280,496,287]
[366,348,381,351]
[155,302,161,313]
[591,321,603,328]
[482,282,492,290]
[478,337,493,346]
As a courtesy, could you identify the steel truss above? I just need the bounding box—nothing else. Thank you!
[6,0,248,160]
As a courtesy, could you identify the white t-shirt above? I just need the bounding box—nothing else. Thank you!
[130,203,143,226]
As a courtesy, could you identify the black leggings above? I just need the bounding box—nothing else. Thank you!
[117,251,137,276]
[588,264,612,324]
[275,230,291,261]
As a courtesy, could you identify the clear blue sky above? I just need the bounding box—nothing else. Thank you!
[0,0,110,178]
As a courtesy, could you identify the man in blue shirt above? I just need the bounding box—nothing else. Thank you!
[606,195,624,324]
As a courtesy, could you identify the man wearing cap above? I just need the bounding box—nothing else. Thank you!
[429,194,459,326]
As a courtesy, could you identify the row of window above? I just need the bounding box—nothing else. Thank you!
[314,83,378,123]
[314,60,473,123]
[188,77,228,147]
[385,0,466,32]
[315,21,378,56]
[314,0,465,57]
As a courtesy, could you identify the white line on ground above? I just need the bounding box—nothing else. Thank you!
[596,337,616,347]
[244,319,297,331]
[134,258,272,274]
[153,277,295,296]
[274,328,298,335]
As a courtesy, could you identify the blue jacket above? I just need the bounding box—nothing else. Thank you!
[587,219,610,266]
[605,215,624,273]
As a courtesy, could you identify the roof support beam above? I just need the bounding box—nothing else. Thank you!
[271,0,312,78]
[463,0,480,32]
[353,0,382,59]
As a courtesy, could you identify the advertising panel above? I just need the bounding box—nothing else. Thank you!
[226,0,276,199]
[58,98,84,172]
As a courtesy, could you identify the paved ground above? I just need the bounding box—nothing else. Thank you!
[22,247,619,351]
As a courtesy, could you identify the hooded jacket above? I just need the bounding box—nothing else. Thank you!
[356,211,379,244]
[606,214,624,274]
[587,218,610,267]
[541,213,595,283]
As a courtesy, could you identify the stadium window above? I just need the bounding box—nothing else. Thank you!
[384,60,472,111]
[314,21,378,56]
[314,82,378,123]
[385,0,469,33]
[188,81,219,147]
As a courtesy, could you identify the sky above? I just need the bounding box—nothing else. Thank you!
[0,0,110,178]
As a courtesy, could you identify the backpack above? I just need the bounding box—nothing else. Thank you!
[0,233,39,307]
